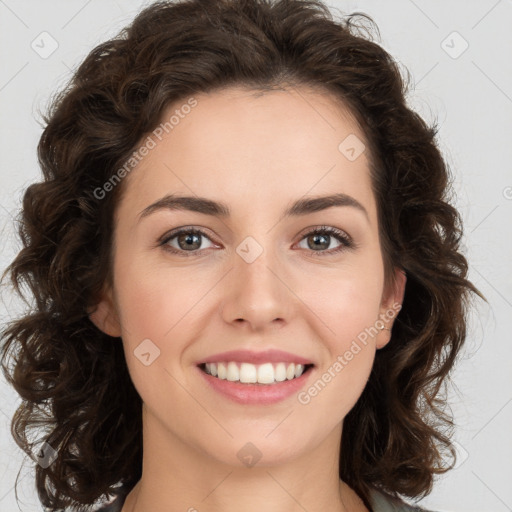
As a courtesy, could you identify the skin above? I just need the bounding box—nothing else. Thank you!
[90,85,406,512]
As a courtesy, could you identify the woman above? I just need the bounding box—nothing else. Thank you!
[0,0,482,511]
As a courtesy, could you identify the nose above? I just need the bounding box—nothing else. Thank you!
[220,244,296,332]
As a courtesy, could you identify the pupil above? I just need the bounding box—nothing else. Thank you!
[179,233,200,250]
[310,234,328,250]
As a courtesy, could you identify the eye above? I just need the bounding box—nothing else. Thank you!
[296,226,354,255]
[159,227,217,257]
[158,225,354,257]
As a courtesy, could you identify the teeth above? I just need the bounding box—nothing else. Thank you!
[217,362,226,379]
[202,362,308,384]
[240,362,257,383]
[226,361,239,382]
[257,363,275,384]
[275,362,287,382]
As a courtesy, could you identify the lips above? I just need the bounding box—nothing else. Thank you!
[196,363,315,404]
[194,349,316,404]
[196,349,315,366]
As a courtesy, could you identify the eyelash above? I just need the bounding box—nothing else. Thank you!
[158,225,354,257]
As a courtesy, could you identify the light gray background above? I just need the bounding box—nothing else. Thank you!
[0,1,511,511]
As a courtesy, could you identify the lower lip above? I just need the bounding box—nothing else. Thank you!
[196,365,314,405]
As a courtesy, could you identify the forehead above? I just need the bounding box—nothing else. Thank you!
[116,85,377,225]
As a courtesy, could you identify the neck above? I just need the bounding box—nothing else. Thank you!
[120,407,368,512]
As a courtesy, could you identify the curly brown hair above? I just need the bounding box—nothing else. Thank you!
[1,0,483,510]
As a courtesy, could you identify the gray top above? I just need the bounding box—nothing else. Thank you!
[369,487,435,511]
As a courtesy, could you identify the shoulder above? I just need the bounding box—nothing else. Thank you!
[94,502,122,512]
[93,493,127,512]
[368,487,437,512]
[91,486,437,512]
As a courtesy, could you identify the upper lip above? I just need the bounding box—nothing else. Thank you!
[196,349,314,366]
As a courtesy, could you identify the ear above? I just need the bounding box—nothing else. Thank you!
[376,268,407,349]
[87,286,122,338]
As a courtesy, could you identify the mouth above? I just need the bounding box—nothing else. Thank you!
[198,361,315,385]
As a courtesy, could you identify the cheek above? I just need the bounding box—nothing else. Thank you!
[111,255,207,389]
[301,261,384,344]
[295,264,384,410]
[113,255,209,342]
[112,260,207,414]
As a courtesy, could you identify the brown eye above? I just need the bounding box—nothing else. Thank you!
[297,226,353,255]
[175,232,202,251]
[160,228,216,256]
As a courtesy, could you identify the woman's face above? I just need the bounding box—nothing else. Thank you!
[91,86,405,469]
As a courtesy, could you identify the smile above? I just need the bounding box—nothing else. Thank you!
[200,361,314,384]
[196,362,315,405]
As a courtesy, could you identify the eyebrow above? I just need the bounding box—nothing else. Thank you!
[138,192,369,223]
